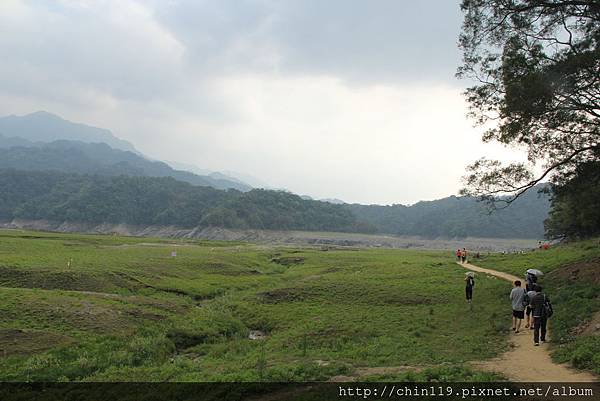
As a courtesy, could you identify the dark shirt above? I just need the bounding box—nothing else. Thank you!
[466,277,474,288]
[526,273,537,291]
[530,292,550,318]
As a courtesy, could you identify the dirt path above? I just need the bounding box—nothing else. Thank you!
[460,262,597,382]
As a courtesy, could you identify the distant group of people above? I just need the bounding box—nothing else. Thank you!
[456,248,480,264]
[538,241,551,250]
[510,275,553,346]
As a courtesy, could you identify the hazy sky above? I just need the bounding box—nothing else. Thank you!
[0,0,527,204]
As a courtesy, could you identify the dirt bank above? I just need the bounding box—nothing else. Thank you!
[1,219,536,251]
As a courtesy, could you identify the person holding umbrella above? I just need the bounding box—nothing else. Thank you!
[525,268,543,291]
[465,272,475,304]
[524,268,544,328]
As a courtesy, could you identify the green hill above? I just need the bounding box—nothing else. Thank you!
[0,169,549,238]
[0,170,362,232]
[346,187,550,239]
[0,140,251,192]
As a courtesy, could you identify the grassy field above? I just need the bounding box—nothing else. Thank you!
[0,229,518,381]
[475,239,600,375]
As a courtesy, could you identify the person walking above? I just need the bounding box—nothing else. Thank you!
[525,286,537,329]
[461,248,467,264]
[530,285,552,346]
[525,271,537,292]
[510,280,527,333]
[456,248,462,262]
[465,273,474,304]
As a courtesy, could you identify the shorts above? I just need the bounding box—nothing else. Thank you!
[512,310,525,319]
[525,306,532,316]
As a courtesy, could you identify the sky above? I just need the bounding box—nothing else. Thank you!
[0,0,528,205]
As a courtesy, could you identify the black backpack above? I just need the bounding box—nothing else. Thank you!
[543,294,553,318]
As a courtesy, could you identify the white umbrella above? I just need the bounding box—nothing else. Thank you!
[526,268,544,276]
[465,272,474,277]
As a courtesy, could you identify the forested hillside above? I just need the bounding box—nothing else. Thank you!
[346,187,549,239]
[0,170,362,232]
[0,169,548,238]
[0,140,250,191]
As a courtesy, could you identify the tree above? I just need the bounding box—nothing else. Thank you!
[544,161,600,238]
[457,0,600,205]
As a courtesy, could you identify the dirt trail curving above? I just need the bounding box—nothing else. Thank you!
[460,262,597,382]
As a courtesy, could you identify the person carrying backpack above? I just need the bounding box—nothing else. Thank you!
[524,286,537,329]
[529,285,553,346]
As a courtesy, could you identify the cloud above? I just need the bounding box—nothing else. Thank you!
[0,0,185,103]
[154,0,463,85]
[0,0,526,204]
[141,73,525,204]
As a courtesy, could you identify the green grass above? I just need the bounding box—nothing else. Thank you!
[0,229,515,381]
[471,239,600,278]
[475,238,600,375]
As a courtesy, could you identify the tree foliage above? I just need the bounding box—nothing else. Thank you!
[0,170,367,233]
[347,186,549,239]
[458,0,600,205]
[544,161,600,239]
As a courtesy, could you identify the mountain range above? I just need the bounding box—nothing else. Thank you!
[0,111,551,238]
[0,112,250,192]
[0,111,136,152]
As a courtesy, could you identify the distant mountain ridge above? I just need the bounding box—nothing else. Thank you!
[0,111,137,152]
[345,187,550,239]
[0,140,251,191]
[0,112,251,191]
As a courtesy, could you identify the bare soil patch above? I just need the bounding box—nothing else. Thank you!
[271,256,305,266]
[551,257,600,285]
[2,221,537,251]
[0,266,122,293]
[0,329,74,357]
